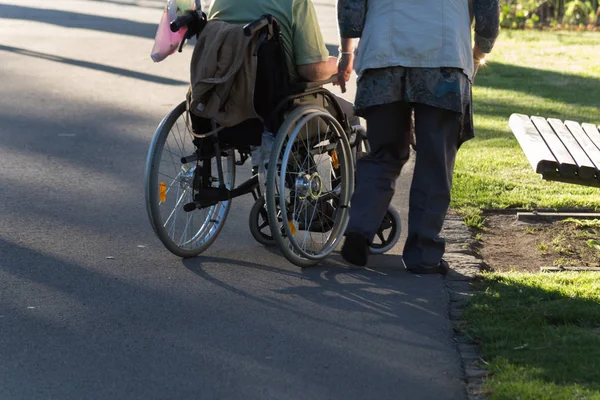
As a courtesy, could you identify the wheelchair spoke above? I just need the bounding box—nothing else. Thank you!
[176,114,190,155]
[164,186,189,229]
[172,119,186,156]
[167,185,181,237]
[157,171,180,182]
[163,140,181,179]
[161,147,186,162]
[179,205,194,245]
[316,206,335,226]
[160,171,185,200]
[301,198,320,251]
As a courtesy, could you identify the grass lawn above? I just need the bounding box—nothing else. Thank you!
[454,30,600,399]
[463,272,600,400]
[452,30,600,216]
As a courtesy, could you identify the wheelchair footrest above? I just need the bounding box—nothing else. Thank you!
[184,176,260,212]
[229,175,258,198]
[195,187,230,203]
[183,188,230,211]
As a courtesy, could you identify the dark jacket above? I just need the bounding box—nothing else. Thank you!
[189,20,258,127]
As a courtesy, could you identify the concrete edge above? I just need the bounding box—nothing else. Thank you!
[441,213,490,400]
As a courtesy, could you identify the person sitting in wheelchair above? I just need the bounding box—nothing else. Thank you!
[208,0,348,85]
[188,0,360,155]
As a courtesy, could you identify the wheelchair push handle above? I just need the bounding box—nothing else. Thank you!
[169,10,207,53]
[170,10,200,32]
[243,15,273,37]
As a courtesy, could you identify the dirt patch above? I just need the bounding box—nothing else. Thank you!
[477,214,600,273]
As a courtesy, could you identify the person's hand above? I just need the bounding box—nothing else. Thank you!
[472,45,486,81]
[333,51,354,93]
[473,58,480,80]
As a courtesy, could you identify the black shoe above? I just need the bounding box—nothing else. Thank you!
[341,232,369,266]
[407,259,450,275]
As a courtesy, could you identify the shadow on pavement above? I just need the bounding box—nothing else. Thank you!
[84,0,164,9]
[0,45,187,86]
[0,3,158,39]
[182,254,446,345]
[0,238,459,400]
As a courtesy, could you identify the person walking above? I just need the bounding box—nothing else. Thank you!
[337,0,500,273]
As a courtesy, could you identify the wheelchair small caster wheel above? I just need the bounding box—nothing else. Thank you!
[369,206,401,254]
[249,196,276,246]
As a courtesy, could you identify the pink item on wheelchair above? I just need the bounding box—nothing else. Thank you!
[151,0,195,62]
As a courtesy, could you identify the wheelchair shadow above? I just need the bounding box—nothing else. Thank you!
[179,254,464,397]
[181,251,441,333]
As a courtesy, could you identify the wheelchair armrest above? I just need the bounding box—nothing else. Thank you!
[292,75,339,93]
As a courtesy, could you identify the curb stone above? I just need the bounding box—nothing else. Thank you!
[441,213,490,400]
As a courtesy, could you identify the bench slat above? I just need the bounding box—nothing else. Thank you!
[547,118,596,180]
[509,114,558,175]
[582,123,600,153]
[530,116,577,177]
[565,121,600,177]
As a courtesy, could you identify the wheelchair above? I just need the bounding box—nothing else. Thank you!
[144,12,401,267]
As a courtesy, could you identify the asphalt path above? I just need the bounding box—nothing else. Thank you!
[0,1,466,398]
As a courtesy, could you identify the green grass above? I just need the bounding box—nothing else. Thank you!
[456,31,600,399]
[463,272,600,399]
[452,30,600,211]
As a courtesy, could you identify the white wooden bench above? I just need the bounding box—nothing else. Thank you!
[509,114,600,188]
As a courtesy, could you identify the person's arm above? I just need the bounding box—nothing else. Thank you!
[335,0,364,91]
[297,57,338,81]
[336,0,367,38]
[335,38,355,92]
[472,0,500,76]
[292,0,332,81]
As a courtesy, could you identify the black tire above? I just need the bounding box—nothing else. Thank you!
[248,196,276,246]
[369,206,401,254]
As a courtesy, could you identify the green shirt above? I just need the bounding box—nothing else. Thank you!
[208,0,330,82]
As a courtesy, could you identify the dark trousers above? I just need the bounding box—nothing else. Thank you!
[346,101,462,268]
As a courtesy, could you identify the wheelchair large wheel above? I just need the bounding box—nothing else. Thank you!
[265,105,354,267]
[145,101,235,257]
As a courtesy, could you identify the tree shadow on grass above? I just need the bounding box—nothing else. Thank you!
[472,96,599,144]
[475,61,600,110]
[463,274,600,395]
[471,62,600,144]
